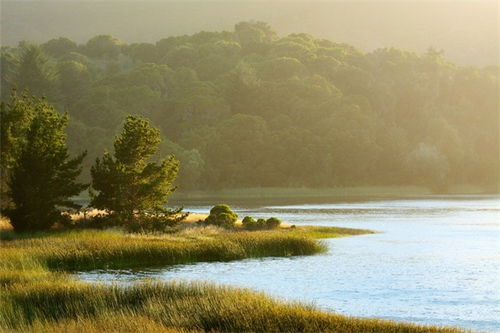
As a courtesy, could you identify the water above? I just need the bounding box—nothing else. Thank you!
[77,195,500,332]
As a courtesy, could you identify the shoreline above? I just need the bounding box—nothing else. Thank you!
[70,185,498,206]
[0,218,466,332]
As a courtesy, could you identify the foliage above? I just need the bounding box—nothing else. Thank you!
[406,143,450,191]
[90,115,184,228]
[42,37,77,58]
[1,92,87,232]
[204,204,238,229]
[242,215,282,230]
[256,218,267,229]
[265,217,282,229]
[1,22,498,192]
[242,216,258,230]
[13,44,55,98]
[126,209,186,233]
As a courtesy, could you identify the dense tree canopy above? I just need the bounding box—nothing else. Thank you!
[1,93,87,231]
[1,22,498,191]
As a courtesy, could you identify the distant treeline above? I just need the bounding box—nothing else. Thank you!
[1,22,498,191]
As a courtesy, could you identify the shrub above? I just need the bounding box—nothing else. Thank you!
[126,213,185,233]
[265,217,282,229]
[256,218,266,229]
[242,216,282,231]
[205,204,238,229]
[242,216,258,230]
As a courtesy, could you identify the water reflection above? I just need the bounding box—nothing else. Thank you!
[77,195,500,332]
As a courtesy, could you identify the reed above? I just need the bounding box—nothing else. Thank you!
[1,228,331,271]
[0,226,464,332]
[0,280,466,332]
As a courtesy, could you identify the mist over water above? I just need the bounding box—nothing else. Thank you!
[78,195,500,332]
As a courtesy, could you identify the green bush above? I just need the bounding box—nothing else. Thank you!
[205,204,238,229]
[81,211,185,233]
[126,213,183,233]
[242,216,282,230]
[242,216,258,230]
[256,218,267,229]
[265,217,282,229]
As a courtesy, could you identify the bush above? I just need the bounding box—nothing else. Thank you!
[265,217,282,229]
[242,216,258,230]
[126,213,184,233]
[242,216,282,230]
[78,211,186,233]
[205,204,238,229]
[256,218,267,229]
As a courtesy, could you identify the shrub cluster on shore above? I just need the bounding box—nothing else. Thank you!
[202,204,283,231]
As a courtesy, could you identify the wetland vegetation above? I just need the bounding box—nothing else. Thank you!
[1,220,467,333]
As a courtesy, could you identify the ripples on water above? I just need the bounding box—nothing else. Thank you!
[77,195,500,332]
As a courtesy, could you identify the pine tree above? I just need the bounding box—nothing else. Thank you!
[2,92,87,232]
[90,115,184,229]
[1,91,35,210]
[15,44,55,98]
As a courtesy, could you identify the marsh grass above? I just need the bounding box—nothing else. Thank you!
[0,228,329,271]
[0,225,464,332]
[0,280,466,333]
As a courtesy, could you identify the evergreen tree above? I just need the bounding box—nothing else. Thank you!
[0,90,34,210]
[15,44,55,98]
[2,93,87,232]
[90,115,183,227]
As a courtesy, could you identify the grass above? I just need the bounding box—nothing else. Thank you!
[0,227,339,271]
[0,280,466,333]
[0,224,465,332]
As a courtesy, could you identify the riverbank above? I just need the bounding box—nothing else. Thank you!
[1,280,465,333]
[71,185,495,205]
[0,223,466,332]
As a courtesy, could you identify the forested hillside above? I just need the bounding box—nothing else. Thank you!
[1,22,498,191]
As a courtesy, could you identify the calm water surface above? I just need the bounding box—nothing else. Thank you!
[77,195,500,332]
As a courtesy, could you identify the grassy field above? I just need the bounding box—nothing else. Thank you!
[0,223,466,332]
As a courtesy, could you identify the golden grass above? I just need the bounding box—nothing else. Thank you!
[1,228,335,271]
[0,217,13,232]
[0,223,465,332]
[0,279,466,333]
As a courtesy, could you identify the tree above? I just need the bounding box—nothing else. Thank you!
[2,92,87,232]
[57,60,91,106]
[90,115,182,226]
[405,142,449,191]
[235,21,277,53]
[85,35,122,58]
[42,37,77,58]
[0,90,34,210]
[15,44,55,98]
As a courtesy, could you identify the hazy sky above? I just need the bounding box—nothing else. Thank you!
[2,0,498,66]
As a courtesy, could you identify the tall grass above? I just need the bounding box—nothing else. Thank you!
[0,226,465,332]
[1,228,330,271]
[1,280,466,333]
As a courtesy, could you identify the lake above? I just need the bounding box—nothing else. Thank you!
[77,195,500,332]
